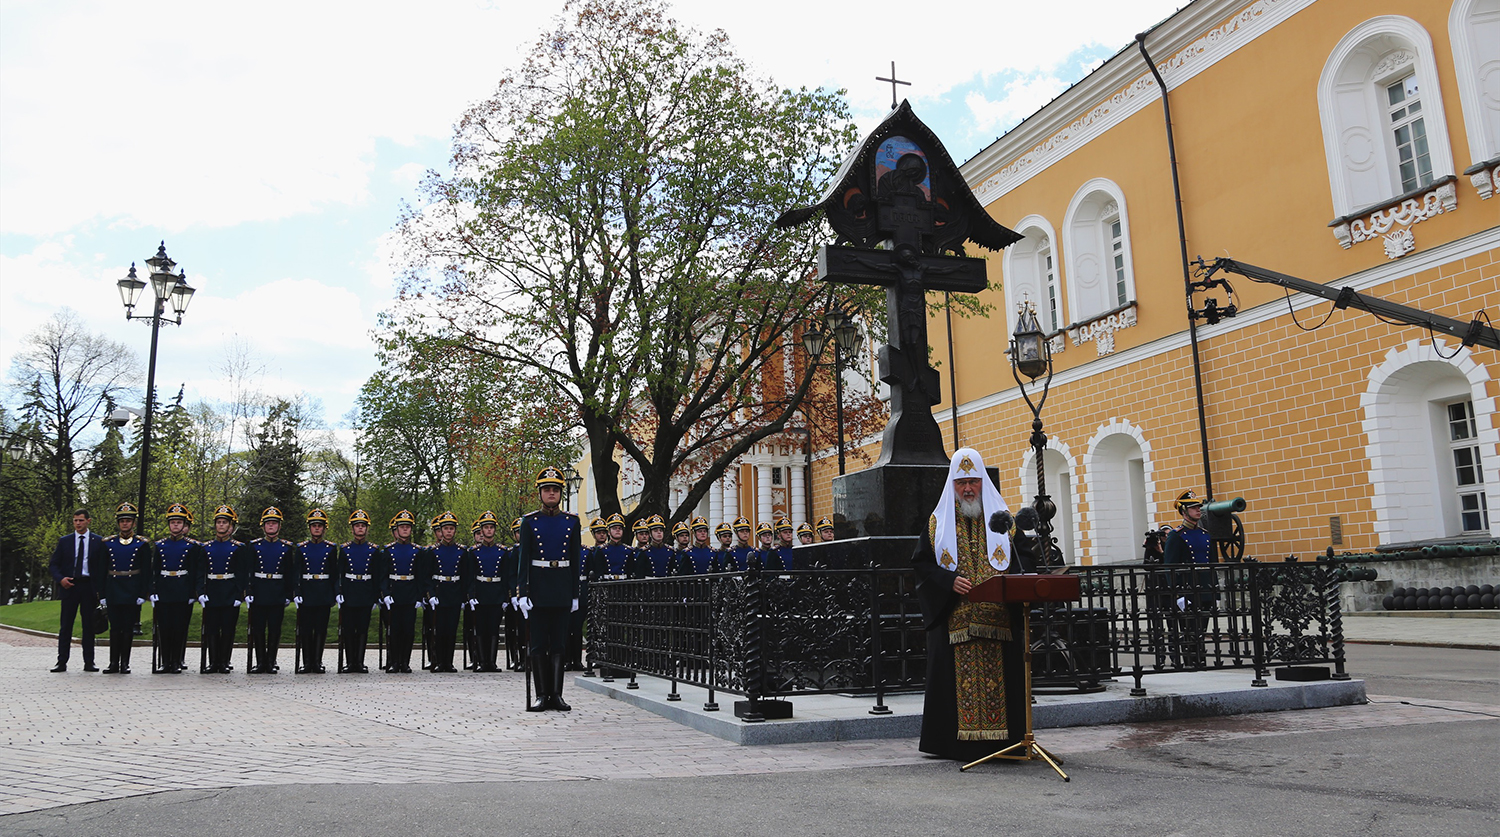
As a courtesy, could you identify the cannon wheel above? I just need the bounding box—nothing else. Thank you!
[1215,514,1245,561]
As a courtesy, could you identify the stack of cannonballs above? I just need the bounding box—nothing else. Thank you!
[1383,585,1497,610]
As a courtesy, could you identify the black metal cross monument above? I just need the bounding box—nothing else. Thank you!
[778,102,1020,536]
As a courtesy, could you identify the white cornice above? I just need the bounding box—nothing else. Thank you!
[961,0,1317,204]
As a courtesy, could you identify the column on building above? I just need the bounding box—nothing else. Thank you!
[755,463,773,528]
[790,463,806,526]
[723,465,739,524]
[709,475,723,528]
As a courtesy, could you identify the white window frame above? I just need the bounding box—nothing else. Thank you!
[1384,73,1435,194]
[1061,178,1135,326]
[1001,215,1064,335]
[1318,16,1456,218]
[1445,398,1491,533]
[1449,0,1500,165]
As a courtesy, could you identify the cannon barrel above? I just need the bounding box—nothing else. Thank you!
[1205,497,1246,516]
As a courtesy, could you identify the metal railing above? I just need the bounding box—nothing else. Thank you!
[586,560,1350,719]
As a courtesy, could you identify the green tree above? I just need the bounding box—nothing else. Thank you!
[240,398,310,542]
[393,0,874,525]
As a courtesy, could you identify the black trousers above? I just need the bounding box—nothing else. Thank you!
[203,605,239,670]
[56,580,97,666]
[387,605,417,670]
[107,603,140,669]
[527,607,570,655]
[429,604,460,670]
[155,601,191,671]
[505,606,527,668]
[298,605,331,670]
[473,604,503,670]
[248,604,285,670]
[338,604,372,670]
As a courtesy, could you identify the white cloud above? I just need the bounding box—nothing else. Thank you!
[966,74,1073,137]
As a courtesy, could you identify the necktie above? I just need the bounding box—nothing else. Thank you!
[76,535,84,577]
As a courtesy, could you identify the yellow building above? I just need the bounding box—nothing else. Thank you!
[813,0,1500,564]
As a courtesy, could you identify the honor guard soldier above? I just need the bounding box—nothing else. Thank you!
[1164,490,1216,668]
[151,503,204,674]
[517,466,582,711]
[731,517,756,570]
[565,520,602,671]
[754,522,780,571]
[590,513,641,579]
[463,519,482,669]
[632,518,651,550]
[199,506,252,673]
[382,510,423,673]
[672,521,691,552]
[643,515,673,577]
[337,510,384,673]
[467,511,508,672]
[294,509,339,673]
[247,507,296,673]
[424,511,469,673]
[714,522,739,572]
[680,517,716,575]
[797,523,815,545]
[502,517,527,670]
[774,517,795,570]
[817,516,836,542]
[102,502,152,673]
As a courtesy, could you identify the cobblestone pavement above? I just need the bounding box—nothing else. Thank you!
[3,630,1495,816]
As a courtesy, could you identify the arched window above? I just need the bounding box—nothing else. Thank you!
[1062,179,1135,325]
[1319,16,1457,217]
[1450,0,1500,198]
[1083,421,1156,564]
[1019,441,1081,565]
[1002,215,1064,334]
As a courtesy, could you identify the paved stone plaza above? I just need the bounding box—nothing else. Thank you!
[3,625,1497,822]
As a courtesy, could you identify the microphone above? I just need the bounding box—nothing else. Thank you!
[988,510,1013,534]
[1015,506,1040,532]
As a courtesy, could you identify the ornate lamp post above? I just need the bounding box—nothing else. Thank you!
[116,242,195,535]
[802,308,861,475]
[563,466,583,513]
[1009,303,1064,570]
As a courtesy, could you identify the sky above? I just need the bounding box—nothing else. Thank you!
[0,0,1187,444]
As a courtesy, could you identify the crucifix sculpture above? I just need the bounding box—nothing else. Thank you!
[875,61,910,110]
[778,101,1021,468]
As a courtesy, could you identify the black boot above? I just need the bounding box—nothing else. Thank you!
[550,653,571,711]
[527,656,549,712]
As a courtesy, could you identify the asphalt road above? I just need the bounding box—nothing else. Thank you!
[3,645,1495,837]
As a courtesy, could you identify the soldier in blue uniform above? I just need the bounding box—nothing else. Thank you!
[631,518,650,550]
[101,502,152,674]
[424,511,468,673]
[247,507,296,674]
[753,522,780,571]
[337,509,384,673]
[466,511,507,672]
[679,516,716,575]
[672,521,691,552]
[293,509,339,673]
[151,503,203,674]
[502,517,527,671]
[517,466,582,711]
[566,518,605,671]
[199,505,252,673]
[643,515,673,577]
[713,522,738,572]
[1164,490,1216,668]
[381,510,423,674]
[796,523,814,545]
[773,517,795,571]
[817,516,836,542]
[588,513,639,579]
[730,517,756,570]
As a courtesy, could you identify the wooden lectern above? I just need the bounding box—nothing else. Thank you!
[959,572,1081,780]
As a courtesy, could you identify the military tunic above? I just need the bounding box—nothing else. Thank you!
[467,542,507,671]
[199,538,252,672]
[643,544,674,578]
[517,510,581,655]
[382,542,424,672]
[151,535,204,673]
[336,540,385,672]
[102,535,152,672]
[425,542,470,672]
[680,545,717,575]
[294,539,340,672]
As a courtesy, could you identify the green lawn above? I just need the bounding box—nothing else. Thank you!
[0,600,415,646]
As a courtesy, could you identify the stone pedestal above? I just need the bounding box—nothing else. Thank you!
[831,464,1002,539]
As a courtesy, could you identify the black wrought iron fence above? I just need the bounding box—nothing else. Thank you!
[587,558,1351,719]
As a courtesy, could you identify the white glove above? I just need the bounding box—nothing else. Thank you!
[429,596,440,607]
[336,594,344,605]
[570,598,579,613]
[468,598,478,609]
[244,595,254,604]
[198,594,209,605]
[382,595,394,607]
[291,599,298,609]
[233,600,243,607]
[1177,596,1188,611]
[136,598,145,605]
[149,594,159,603]
[294,596,303,605]
[510,596,519,609]
[517,597,533,617]
[415,601,424,610]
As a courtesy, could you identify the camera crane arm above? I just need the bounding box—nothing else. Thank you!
[1196,257,1499,351]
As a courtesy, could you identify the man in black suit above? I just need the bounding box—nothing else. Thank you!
[49,508,105,672]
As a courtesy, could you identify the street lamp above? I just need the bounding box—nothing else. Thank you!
[115,242,196,536]
[802,308,861,475]
[1009,302,1064,571]
[563,466,583,513]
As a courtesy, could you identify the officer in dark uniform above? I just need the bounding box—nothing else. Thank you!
[381,510,423,674]
[502,517,527,671]
[774,517,795,571]
[566,518,604,671]
[102,502,152,674]
[730,517,756,570]
[199,505,252,673]
[1164,490,1216,668]
[713,522,738,572]
[817,516,836,542]
[424,511,468,673]
[588,513,640,579]
[517,466,582,711]
[796,523,815,545]
[680,516,716,575]
[754,522,780,571]
[294,509,339,673]
[336,510,384,673]
[672,521,691,552]
[467,511,507,672]
[631,518,651,551]
[643,515,673,577]
[247,507,296,673]
[463,519,482,670]
[151,503,203,674]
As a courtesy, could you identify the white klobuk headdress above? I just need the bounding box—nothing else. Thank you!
[930,447,1011,574]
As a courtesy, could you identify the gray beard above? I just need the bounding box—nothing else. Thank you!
[958,497,983,521]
